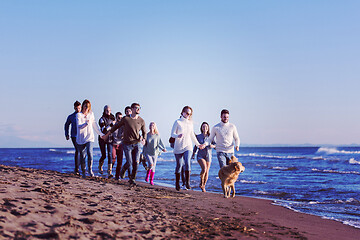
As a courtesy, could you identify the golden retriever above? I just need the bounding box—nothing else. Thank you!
[218,156,245,198]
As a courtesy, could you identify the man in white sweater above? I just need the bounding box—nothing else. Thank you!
[200,109,240,168]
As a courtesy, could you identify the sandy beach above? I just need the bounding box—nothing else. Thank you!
[0,164,359,239]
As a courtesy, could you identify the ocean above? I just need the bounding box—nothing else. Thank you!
[0,146,359,229]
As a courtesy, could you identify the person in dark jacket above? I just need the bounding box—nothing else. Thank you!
[98,105,115,176]
[64,101,81,175]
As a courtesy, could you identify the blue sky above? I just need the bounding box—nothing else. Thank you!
[1,1,360,147]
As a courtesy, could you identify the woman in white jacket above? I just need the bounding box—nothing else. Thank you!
[171,106,200,191]
[76,99,104,178]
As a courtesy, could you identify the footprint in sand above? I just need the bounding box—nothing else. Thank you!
[78,218,96,224]
[44,205,56,210]
[3,199,17,208]
[96,232,113,239]
[24,222,37,227]
[10,209,29,216]
[20,197,32,201]
[137,229,151,234]
[103,195,113,201]
[33,231,59,239]
[88,203,98,207]
[80,210,96,216]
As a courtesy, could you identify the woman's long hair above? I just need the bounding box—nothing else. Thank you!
[149,122,159,134]
[200,122,210,137]
[181,106,193,120]
[81,99,91,114]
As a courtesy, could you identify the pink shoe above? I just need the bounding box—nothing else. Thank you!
[150,170,155,185]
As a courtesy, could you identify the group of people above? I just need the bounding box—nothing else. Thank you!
[65,100,240,192]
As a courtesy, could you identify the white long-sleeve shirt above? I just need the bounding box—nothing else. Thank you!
[171,116,200,154]
[76,111,104,145]
[205,121,240,153]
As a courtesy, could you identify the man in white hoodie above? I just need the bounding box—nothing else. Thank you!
[200,109,240,168]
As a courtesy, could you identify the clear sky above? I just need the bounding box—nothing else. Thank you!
[1,1,360,148]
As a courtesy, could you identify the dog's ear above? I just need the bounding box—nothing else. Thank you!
[230,156,238,163]
[234,162,241,171]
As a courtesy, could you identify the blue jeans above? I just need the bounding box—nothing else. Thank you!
[78,141,94,176]
[71,137,80,173]
[217,152,234,168]
[145,154,158,172]
[122,143,141,181]
[175,150,192,173]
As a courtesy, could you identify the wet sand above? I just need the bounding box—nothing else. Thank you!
[0,164,359,239]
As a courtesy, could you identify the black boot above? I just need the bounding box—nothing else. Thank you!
[98,159,104,174]
[185,171,191,190]
[175,173,181,191]
[181,168,185,187]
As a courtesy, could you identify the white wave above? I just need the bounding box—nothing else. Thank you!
[312,168,360,175]
[275,201,360,229]
[346,198,360,204]
[49,149,56,152]
[272,166,288,170]
[273,201,302,213]
[316,147,360,155]
[236,153,305,160]
[342,220,360,229]
[239,180,267,184]
[66,150,75,154]
[305,198,359,205]
[157,158,175,162]
[253,190,269,195]
[349,158,360,165]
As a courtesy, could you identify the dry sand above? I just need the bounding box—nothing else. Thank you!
[0,164,359,239]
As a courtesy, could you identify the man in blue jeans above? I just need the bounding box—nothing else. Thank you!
[103,103,146,185]
[200,109,240,168]
[64,101,81,175]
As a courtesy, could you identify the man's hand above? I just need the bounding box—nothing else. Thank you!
[101,133,109,141]
[199,144,206,150]
[235,146,239,151]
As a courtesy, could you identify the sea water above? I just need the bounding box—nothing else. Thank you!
[0,146,359,228]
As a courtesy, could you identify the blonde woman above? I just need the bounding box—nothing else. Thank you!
[76,99,104,178]
[143,122,166,185]
[171,106,200,191]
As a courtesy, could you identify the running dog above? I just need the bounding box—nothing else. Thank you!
[218,156,245,198]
